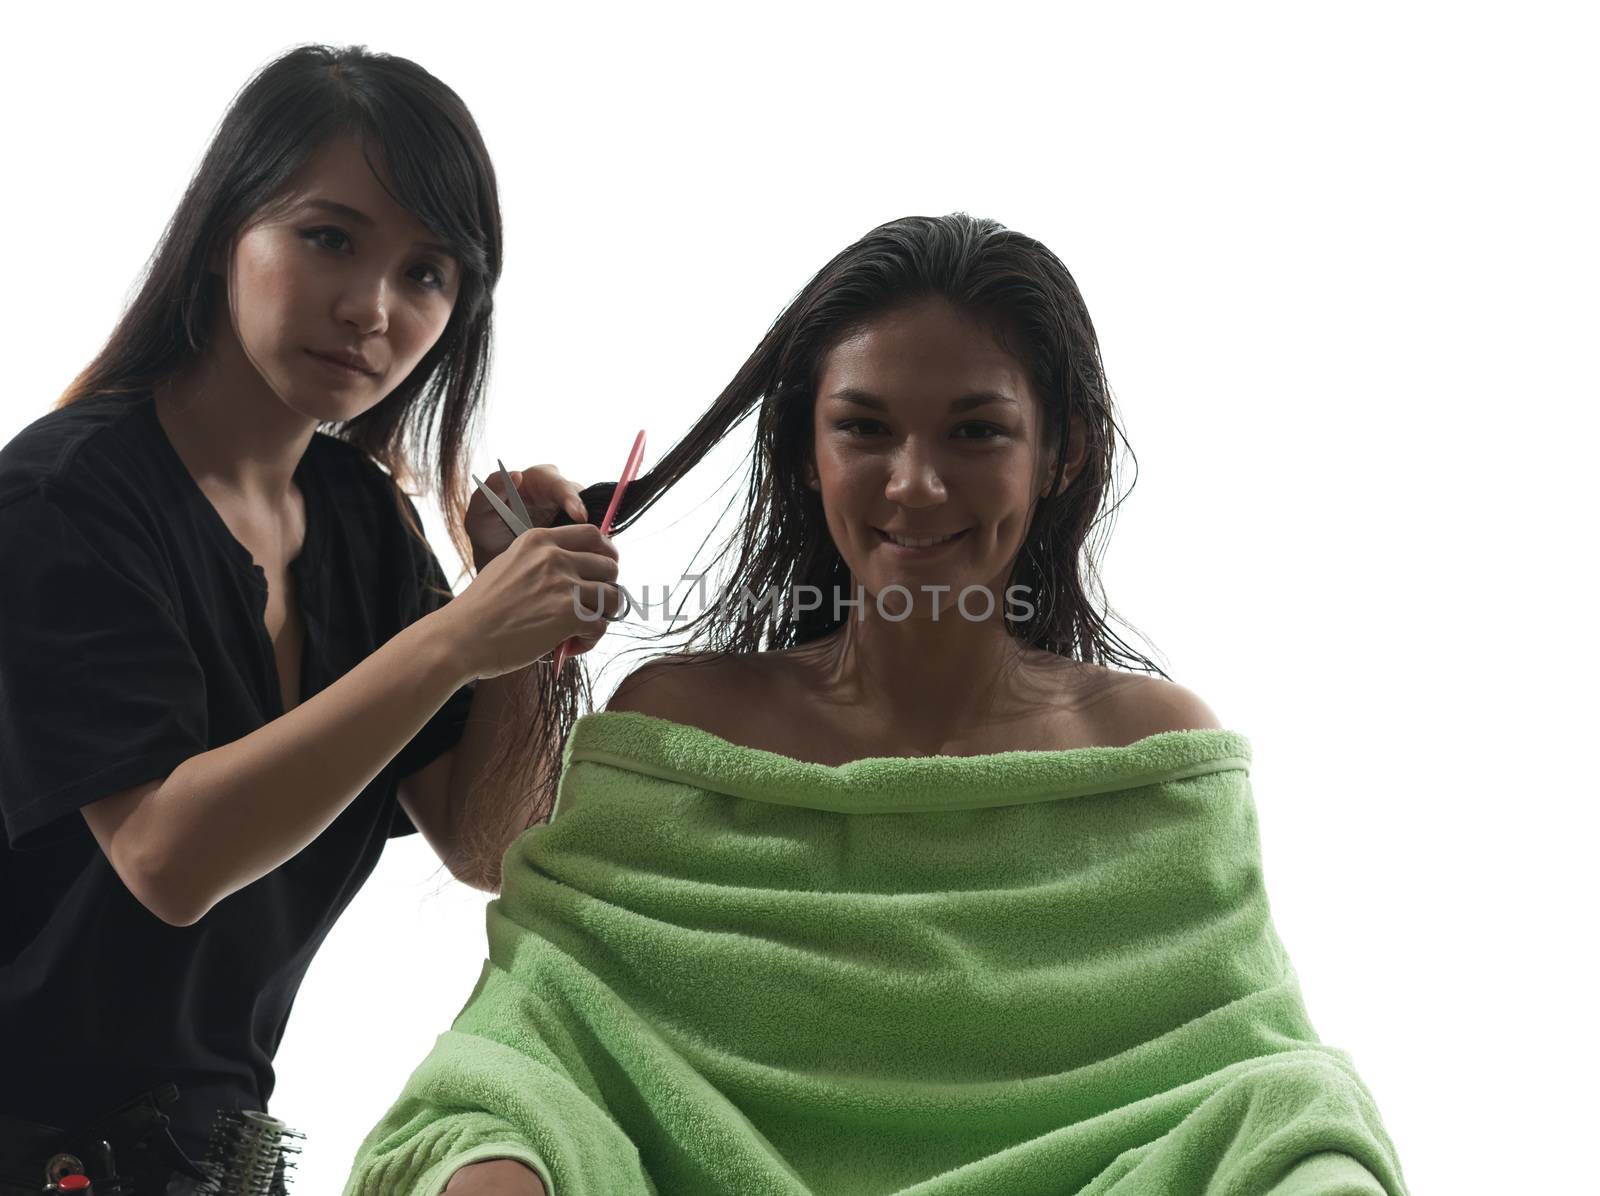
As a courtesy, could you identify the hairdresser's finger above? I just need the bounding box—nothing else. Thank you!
[539,521,618,560]
[514,464,586,525]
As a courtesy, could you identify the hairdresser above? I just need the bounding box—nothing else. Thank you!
[0,45,623,1196]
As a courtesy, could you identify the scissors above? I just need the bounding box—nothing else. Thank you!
[471,431,647,672]
[470,457,538,539]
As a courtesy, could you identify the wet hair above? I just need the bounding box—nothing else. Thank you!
[462,212,1169,887]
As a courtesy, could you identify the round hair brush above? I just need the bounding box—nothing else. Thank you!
[196,1109,303,1195]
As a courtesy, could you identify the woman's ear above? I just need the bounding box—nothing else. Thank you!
[804,460,820,491]
[1039,414,1089,498]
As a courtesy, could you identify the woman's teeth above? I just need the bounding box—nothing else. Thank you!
[879,529,966,548]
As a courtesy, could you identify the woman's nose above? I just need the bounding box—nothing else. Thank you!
[884,442,947,506]
[335,278,389,336]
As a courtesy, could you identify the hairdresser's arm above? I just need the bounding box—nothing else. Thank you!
[397,661,546,893]
[397,464,591,893]
[81,611,474,927]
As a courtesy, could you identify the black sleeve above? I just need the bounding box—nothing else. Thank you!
[388,491,477,838]
[0,489,209,851]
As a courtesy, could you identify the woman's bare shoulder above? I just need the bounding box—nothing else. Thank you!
[604,651,753,721]
[1013,653,1223,746]
[606,650,1224,749]
[1099,672,1225,742]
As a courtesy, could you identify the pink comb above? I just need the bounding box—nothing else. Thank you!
[553,429,645,674]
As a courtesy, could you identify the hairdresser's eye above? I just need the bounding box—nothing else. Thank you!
[415,262,450,291]
[301,228,450,292]
[302,226,351,252]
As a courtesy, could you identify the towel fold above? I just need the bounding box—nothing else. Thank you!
[344,711,1408,1195]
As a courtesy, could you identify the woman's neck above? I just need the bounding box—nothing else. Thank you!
[805,608,1036,742]
[153,342,317,511]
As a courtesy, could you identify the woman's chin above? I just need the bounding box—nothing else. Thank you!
[279,379,380,424]
[844,575,970,622]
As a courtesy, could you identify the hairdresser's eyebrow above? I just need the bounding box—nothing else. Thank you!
[826,387,1020,413]
[298,198,459,259]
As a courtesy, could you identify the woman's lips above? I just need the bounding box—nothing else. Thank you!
[875,527,970,556]
[306,349,372,377]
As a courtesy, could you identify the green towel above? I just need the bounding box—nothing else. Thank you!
[344,711,1409,1195]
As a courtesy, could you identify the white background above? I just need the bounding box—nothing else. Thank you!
[4,3,1595,1193]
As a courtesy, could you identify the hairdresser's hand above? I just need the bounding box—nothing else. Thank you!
[468,465,587,572]
[438,521,624,681]
[442,1157,547,1195]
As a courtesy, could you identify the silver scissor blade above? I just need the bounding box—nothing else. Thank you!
[496,458,535,530]
[472,473,530,536]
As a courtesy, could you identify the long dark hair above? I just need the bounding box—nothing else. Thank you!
[462,212,1169,886]
[52,42,547,889]
[55,42,501,579]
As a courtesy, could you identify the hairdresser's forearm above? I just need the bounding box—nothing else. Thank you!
[142,612,470,924]
[444,662,546,891]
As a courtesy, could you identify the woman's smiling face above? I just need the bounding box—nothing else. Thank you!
[807,296,1070,619]
[213,133,462,422]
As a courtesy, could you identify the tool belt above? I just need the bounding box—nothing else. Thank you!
[0,1083,210,1196]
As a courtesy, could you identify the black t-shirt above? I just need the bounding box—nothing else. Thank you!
[0,391,477,1158]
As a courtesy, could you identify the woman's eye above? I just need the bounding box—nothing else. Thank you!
[836,419,1005,441]
[954,422,1005,440]
[836,419,883,436]
[301,227,449,290]
[302,226,350,252]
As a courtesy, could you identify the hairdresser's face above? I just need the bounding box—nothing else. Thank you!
[807,297,1076,620]
[211,134,461,421]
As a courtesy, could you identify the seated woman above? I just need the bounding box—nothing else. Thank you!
[343,214,1410,1196]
